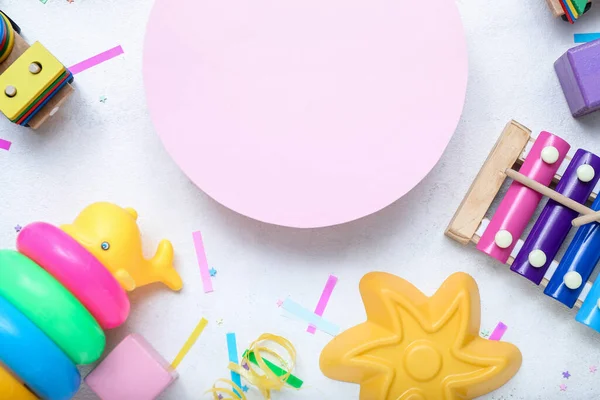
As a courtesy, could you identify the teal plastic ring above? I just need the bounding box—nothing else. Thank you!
[0,295,80,400]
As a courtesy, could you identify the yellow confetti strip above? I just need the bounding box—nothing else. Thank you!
[171,317,208,369]
[207,333,297,400]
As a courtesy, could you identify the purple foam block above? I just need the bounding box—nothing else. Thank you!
[511,149,600,284]
[555,39,600,118]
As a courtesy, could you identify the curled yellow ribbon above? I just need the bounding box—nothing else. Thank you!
[207,333,297,400]
[206,378,246,400]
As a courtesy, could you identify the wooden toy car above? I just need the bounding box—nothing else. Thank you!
[0,10,73,129]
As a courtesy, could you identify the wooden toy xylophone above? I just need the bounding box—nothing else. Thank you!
[0,10,73,129]
[546,0,592,22]
[447,120,600,335]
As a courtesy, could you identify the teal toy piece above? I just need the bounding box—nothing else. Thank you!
[0,295,81,400]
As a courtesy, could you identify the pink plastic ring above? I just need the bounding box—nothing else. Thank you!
[16,222,130,329]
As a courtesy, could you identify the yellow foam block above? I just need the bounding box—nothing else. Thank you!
[320,272,522,400]
[564,0,580,18]
[0,41,64,120]
[0,364,37,400]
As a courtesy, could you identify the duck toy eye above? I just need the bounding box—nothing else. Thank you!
[101,241,110,251]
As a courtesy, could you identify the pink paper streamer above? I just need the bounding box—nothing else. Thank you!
[489,322,507,341]
[0,139,11,151]
[192,231,213,293]
[307,274,338,334]
[68,45,124,75]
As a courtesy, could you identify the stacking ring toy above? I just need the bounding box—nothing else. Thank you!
[0,249,105,364]
[0,295,81,400]
[0,365,36,400]
[0,11,15,63]
[0,202,184,400]
[17,222,129,330]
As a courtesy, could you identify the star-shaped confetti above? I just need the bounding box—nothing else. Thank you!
[242,361,250,370]
[276,299,283,307]
[590,365,597,373]
[218,394,223,400]
[209,268,217,277]
[242,385,249,393]
[480,329,490,338]
[560,384,567,391]
[14,225,21,233]
[99,95,107,103]
[562,371,571,379]
[216,318,223,326]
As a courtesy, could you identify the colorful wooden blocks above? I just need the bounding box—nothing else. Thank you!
[555,39,600,118]
[85,334,178,400]
[546,0,592,22]
[0,10,74,129]
[0,42,73,126]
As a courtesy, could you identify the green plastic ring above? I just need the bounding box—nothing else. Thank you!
[0,250,105,364]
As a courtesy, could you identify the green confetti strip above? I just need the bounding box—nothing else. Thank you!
[242,350,303,389]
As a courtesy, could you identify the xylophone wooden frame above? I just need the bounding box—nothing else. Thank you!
[0,29,74,130]
[445,120,600,308]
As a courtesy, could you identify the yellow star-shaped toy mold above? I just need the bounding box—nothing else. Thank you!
[319,272,521,400]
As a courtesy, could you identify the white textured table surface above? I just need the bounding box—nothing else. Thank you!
[2,0,600,399]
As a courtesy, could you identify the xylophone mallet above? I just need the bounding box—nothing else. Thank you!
[511,150,600,284]
[572,211,600,227]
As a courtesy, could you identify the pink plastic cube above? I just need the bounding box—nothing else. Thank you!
[85,334,178,400]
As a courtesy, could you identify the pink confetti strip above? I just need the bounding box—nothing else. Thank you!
[0,139,10,151]
[489,322,507,341]
[192,231,213,293]
[68,45,124,75]
[307,274,338,334]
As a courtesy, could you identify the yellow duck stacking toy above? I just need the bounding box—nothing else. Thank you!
[62,202,183,292]
[0,202,182,400]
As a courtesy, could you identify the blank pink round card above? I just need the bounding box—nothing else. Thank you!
[144,0,468,228]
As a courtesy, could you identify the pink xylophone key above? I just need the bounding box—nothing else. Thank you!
[477,131,570,262]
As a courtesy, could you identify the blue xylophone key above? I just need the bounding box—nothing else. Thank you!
[576,278,600,332]
[544,193,600,307]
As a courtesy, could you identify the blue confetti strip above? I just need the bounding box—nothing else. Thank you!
[281,298,340,335]
[574,33,600,43]
[226,332,243,397]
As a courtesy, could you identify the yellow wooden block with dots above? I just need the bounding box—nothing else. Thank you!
[0,41,64,120]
